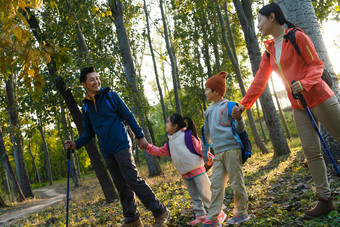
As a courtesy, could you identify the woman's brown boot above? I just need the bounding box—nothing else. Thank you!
[304,194,335,219]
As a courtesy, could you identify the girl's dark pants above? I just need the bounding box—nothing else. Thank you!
[105,148,166,223]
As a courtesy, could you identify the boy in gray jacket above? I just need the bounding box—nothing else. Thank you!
[202,71,249,226]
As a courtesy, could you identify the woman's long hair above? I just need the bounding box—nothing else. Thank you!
[259,3,296,28]
[168,113,199,140]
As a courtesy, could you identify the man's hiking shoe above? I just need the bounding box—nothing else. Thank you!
[121,218,143,227]
[201,219,222,227]
[217,211,227,223]
[154,208,170,227]
[188,214,206,226]
[227,213,250,225]
[304,194,335,219]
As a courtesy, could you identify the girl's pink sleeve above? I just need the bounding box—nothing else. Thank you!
[146,143,171,156]
[191,135,203,155]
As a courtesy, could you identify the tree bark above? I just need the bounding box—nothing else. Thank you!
[0,126,25,202]
[108,0,162,176]
[143,0,167,125]
[28,137,41,184]
[60,104,80,187]
[200,11,213,79]
[275,0,340,165]
[270,78,291,139]
[37,114,53,185]
[23,9,118,202]
[159,0,182,115]
[5,74,33,198]
[232,0,291,156]
[216,2,268,154]
[0,194,8,207]
[256,100,268,142]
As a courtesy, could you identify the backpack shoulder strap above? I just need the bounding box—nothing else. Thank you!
[104,90,117,113]
[184,130,201,156]
[227,101,237,119]
[284,28,302,55]
[166,139,170,153]
[226,101,244,149]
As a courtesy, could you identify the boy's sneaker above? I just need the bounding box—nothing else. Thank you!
[188,215,206,226]
[201,220,222,227]
[217,211,227,223]
[154,208,170,227]
[227,213,250,225]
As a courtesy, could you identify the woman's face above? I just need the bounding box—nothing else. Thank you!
[257,13,273,37]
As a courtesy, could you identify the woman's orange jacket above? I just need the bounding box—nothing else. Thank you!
[239,27,333,110]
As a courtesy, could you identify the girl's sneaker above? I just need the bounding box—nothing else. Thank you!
[227,213,250,225]
[201,220,222,227]
[217,211,227,223]
[188,215,206,226]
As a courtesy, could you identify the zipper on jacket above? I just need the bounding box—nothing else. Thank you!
[265,41,302,109]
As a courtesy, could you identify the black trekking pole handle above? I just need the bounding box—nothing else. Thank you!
[291,80,307,108]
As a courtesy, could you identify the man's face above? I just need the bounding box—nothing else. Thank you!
[82,72,101,94]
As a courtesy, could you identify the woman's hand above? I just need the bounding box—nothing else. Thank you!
[290,81,303,94]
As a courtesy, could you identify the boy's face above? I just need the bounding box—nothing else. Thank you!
[82,72,101,95]
[205,87,218,102]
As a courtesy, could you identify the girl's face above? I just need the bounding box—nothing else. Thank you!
[165,117,178,134]
[257,13,273,37]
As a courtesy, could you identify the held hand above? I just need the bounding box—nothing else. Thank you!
[232,106,243,120]
[137,138,148,150]
[290,81,302,94]
[64,140,76,150]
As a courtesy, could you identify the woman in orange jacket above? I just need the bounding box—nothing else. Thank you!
[233,3,340,219]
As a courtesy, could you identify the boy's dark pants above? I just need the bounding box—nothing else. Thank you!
[105,148,166,223]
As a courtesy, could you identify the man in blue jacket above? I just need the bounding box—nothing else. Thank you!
[65,67,169,226]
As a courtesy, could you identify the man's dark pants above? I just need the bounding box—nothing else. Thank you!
[105,148,166,223]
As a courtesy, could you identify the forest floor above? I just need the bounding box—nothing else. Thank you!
[1,138,340,226]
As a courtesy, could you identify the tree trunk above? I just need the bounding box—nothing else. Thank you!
[256,100,268,142]
[60,104,80,187]
[0,127,25,202]
[143,0,167,125]
[0,194,8,208]
[159,0,182,115]
[3,171,13,202]
[216,2,268,154]
[5,74,33,198]
[28,137,41,184]
[108,0,162,176]
[38,114,53,185]
[270,78,291,139]
[200,11,213,78]
[232,0,291,156]
[212,23,221,71]
[275,0,340,166]
[23,9,118,202]
[65,0,90,63]
[195,42,207,111]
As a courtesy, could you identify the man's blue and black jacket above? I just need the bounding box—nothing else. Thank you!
[75,87,144,158]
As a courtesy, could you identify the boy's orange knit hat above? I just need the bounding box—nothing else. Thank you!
[205,71,227,96]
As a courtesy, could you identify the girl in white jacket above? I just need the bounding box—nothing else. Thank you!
[146,113,226,226]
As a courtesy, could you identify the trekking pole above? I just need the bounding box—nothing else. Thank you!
[291,81,340,176]
[66,148,72,226]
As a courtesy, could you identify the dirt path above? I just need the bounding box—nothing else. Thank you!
[0,188,66,226]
